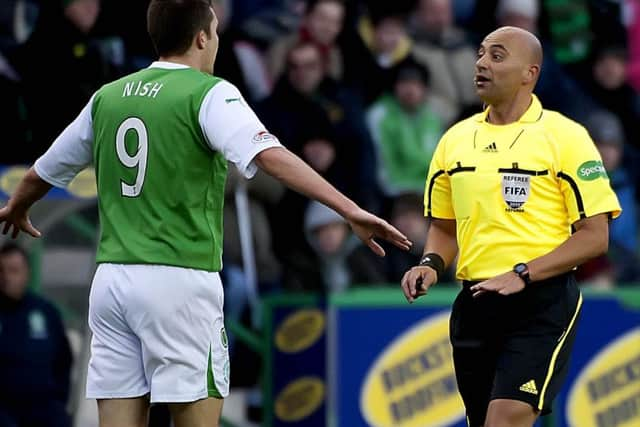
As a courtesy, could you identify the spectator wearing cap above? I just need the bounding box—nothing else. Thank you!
[294,201,386,293]
[366,59,452,201]
[266,120,367,290]
[258,42,380,285]
[584,110,640,283]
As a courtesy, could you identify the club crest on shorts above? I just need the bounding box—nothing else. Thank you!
[502,173,530,209]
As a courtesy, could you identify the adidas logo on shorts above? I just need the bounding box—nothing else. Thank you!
[519,379,539,395]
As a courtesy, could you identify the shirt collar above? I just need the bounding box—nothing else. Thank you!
[148,61,190,70]
[475,94,543,123]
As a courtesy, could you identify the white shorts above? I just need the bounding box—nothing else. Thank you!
[86,263,230,403]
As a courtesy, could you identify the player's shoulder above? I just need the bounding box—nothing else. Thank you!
[207,77,238,93]
[202,78,248,104]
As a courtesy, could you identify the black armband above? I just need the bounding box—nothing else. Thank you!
[419,253,445,281]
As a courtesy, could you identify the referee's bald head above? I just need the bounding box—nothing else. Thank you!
[475,26,543,103]
[490,26,543,66]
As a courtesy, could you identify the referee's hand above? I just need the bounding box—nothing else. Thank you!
[401,266,437,304]
[470,271,525,298]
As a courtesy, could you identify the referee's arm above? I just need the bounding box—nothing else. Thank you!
[527,213,609,281]
[470,213,609,297]
[401,217,458,303]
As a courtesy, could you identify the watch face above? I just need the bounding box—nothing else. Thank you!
[515,263,526,274]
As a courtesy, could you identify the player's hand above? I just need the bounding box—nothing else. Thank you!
[0,205,41,239]
[470,271,525,298]
[401,266,437,304]
[346,208,412,256]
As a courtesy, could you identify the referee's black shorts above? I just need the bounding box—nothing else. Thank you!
[450,273,582,426]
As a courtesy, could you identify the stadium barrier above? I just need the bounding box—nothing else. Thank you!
[263,287,640,427]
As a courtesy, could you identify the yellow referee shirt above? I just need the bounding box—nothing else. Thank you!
[424,95,622,280]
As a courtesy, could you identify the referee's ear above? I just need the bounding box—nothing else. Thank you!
[524,64,540,85]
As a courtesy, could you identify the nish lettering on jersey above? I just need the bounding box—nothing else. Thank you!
[502,173,530,211]
[122,81,164,98]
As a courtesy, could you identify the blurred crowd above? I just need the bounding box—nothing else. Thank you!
[1,0,639,296]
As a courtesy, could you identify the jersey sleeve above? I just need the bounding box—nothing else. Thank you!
[557,123,622,223]
[424,132,455,219]
[34,94,95,188]
[199,80,282,178]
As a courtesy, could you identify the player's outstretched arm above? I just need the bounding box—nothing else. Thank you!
[0,168,52,238]
[254,146,412,256]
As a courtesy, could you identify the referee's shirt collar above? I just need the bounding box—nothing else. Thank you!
[475,94,543,124]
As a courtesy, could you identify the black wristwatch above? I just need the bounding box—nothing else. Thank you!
[513,262,531,286]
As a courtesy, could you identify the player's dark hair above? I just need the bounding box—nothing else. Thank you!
[0,242,29,265]
[147,0,214,57]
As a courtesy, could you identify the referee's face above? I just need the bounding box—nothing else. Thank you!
[474,28,536,104]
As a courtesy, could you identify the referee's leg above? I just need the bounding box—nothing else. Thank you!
[484,399,538,426]
[450,288,501,426]
[484,276,582,427]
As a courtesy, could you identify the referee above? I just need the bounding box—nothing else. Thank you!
[401,27,621,427]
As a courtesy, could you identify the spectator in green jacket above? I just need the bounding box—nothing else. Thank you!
[366,59,446,200]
